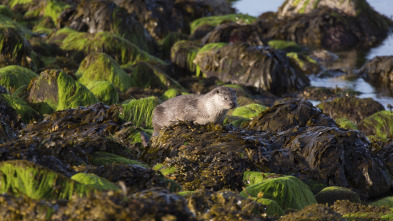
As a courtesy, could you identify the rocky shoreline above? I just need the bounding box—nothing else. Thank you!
[1,0,393,220]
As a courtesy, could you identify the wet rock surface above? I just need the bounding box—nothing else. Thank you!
[358,56,393,94]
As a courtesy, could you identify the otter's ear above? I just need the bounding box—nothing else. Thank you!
[215,89,219,94]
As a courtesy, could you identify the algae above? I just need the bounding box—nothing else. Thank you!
[85,81,119,105]
[335,118,358,130]
[231,103,267,119]
[160,88,180,101]
[243,171,282,186]
[190,14,257,34]
[119,96,158,128]
[0,65,37,93]
[358,110,393,141]
[0,93,39,124]
[71,173,120,191]
[92,151,149,168]
[315,186,361,205]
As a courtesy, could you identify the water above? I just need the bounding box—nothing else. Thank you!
[233,0,393,108]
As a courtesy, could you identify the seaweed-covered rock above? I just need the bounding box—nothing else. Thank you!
[194,42,310,94]
[331,200,392,220]
[334,118,358,130]
[0,160,92,200]
[247,99,336,132]
[76,53,134,92]
[370,196,393,208]
[184,189,268,220]
[0,65,37,93]
[85,81,119,105]
[58,0,156,53]
[170,40,202,75]
[243,171,282,187]
[119,96,158,128]
[142,122,269,191]
[27,69,98,111]
[258,4,393,51]
[279,204,345,221]
[0,26,32,68]
[358,56,393,93]
[358,110,393,141]
[315,186,361,205]
[231,103,267,119]
[282,126,392,199]
[240,176,317,211]
[71,173,120,191]
[47,28,164,66]
[0,93,40,124]
[317,97,384,124]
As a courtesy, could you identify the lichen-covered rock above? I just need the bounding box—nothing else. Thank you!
[240,176,317,211]
[85,81,119,105]
[27,69,98,111]
[358,56,393,93]
[315,186,361,205]
[279,204,345,221]
[71,173,120,191]
[141,122,269,191]
[0,160,92,200]
[231,103,267,119]
[317,97,384,124]
[0,26,32,68]
[76,53,134,92]
[0,65,37,93]
[119,96,158,128]
[358,110,393,141]
[247,99,336,132]
[331,200,392,220]
[58,0,157,53]
[194,42,310,94]
[47,28,164,66]
[184,189,268,220]
[258,5,393,51]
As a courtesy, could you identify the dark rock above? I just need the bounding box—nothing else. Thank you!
[317,97,385,124]
[58,0,157,53]
[247,99,336,132]
[170,40,202,76]
[194,43,310,94]
[300,86,360,101]
[0,86,20,142]
[358,56,393,94]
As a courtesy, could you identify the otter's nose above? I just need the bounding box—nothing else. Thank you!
[230,102,237,108]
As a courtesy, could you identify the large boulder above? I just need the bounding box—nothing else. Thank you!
[317,97,385,124]
[358,56,393,94]
[194,42,310,94]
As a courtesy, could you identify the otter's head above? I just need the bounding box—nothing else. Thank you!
[209,87,237,110]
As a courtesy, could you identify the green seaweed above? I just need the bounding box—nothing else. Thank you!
[0,93,39,124]
[92,151,149,168]
[0,65,37,93]
[85,81,119,105]
[370,196,393,208]
[190,14,256,34]
[43,0,72,24]
[335,118,358,130]
[57,71,98,110]
[243,171,281,186]
[195,42,227,76]
[240,175,317,211]
[71,173,120,191]
[160,88,180,101]
[358,110,393,141]
[76,53,134,92]
[256,198,285,216]
[268,40,302,52]
[315,186,361,205]
[231,103,267,119]
[0,160,92,200]
[119,97,158,128]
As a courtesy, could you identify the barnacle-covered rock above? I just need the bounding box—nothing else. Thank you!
[317,97,384,124]
[194,42,310,94]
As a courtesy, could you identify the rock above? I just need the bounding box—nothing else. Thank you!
[315,186,361,205]
[119,97,158,128]
[369,196,393,208]
[0,65,38,93]
[0,27,32,68]
[0,160,92,200]
[47,28,164,66]
[76,53,134,92]
[247,99,336,132]
[240,176,317,211]
[331,200,392,220]
[0,88,20,142]
[317,97,384,124]
[258,5,393,51]
[358,56,393,94]
[160,32,189,60]
[300,86,360,101]
[358,110,393,141]
[57,0,157,53]
[0,93,40,124]
[231,103,267,119]
[194,42,310,94]
[85,81,119,105]
[184,190,268,220]
[27,69,98,112]
[279,204,345,221]
[170,40,202,76]
[334,118,358,130]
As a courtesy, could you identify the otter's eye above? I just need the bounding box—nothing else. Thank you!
[224,98,228,100]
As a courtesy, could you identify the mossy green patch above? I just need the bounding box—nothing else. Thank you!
[256,198,285,217]
[370,196,393,208]
[268,40,302,52]
[0,65,37,93]
[153,163,178,176]
[57,71,98,110]
[76,53,134,92]
[0,160,92,200]
[240,175,317,211]
[315,186,361,205]
[119,96,158,128]
[243,171,281,186]
[91,151,149,168]
[0,93,39,124]
[43,0,71,24]
[190,14,256,34]
[71,173,120,191]
[335,118,358,130]
[85,81,119,105]
[48,28,165,66]
[160,88,180,101]
[358,110,393,141]
[232,103,267,119]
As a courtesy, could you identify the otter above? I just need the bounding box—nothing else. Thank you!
[152,86,237,136]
